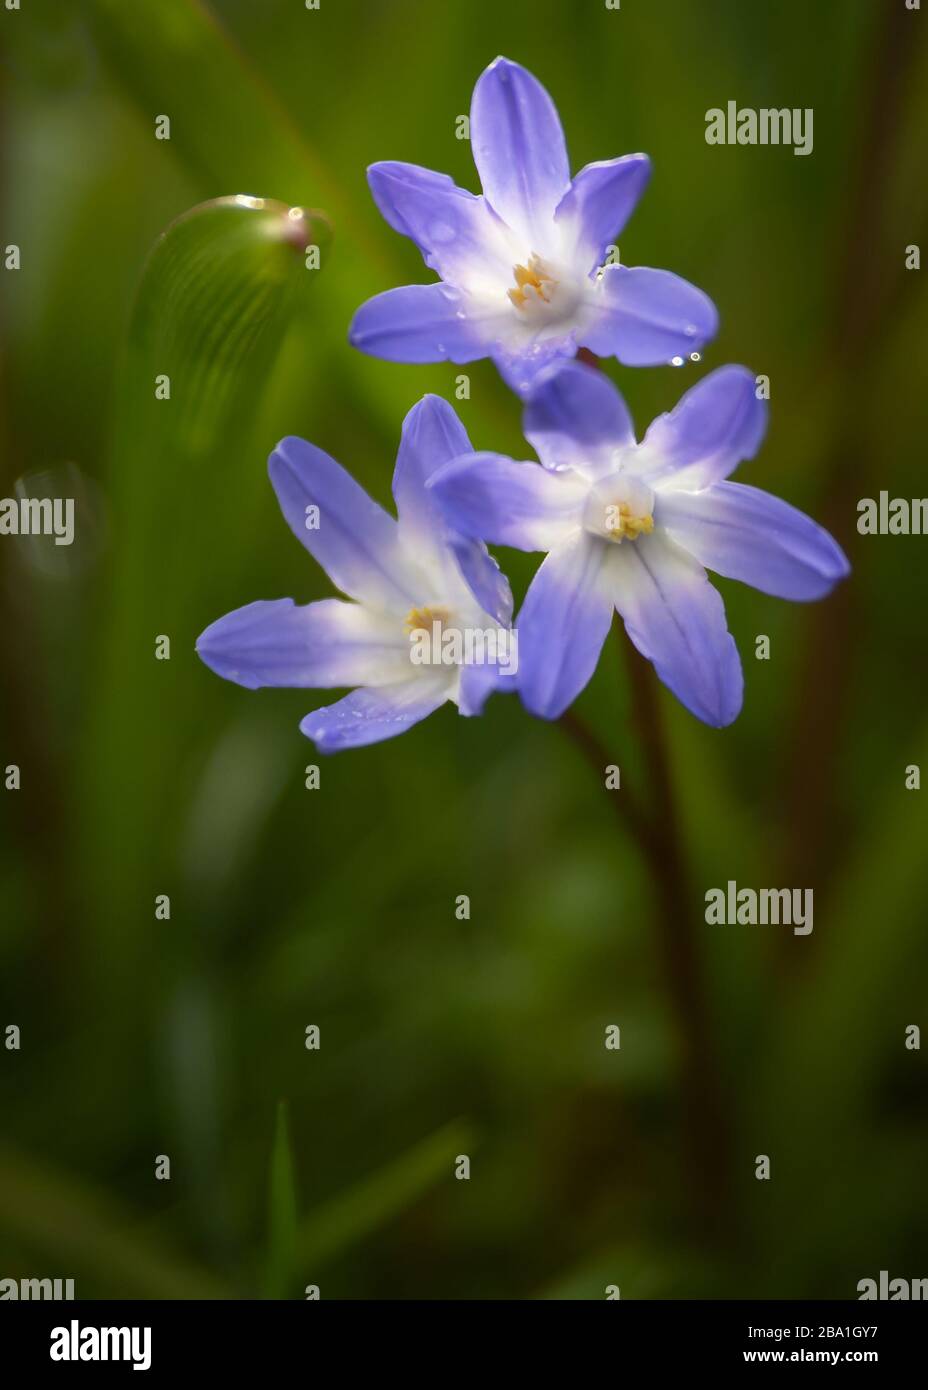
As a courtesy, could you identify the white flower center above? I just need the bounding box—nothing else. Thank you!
[405,603,516,673]
[506,253,579,326]
[405,603,453,638]
[583,472,656,543]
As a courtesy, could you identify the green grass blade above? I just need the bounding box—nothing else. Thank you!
[127,194,331,450]
[80,192,328,1006]
[85,0,335,208]
[296,1120,474,1272]
[0,1144,228,1300]
[264,1100,299,1299]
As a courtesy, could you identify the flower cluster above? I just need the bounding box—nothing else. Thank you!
[198,58,848,750]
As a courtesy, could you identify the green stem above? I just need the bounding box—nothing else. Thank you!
[559,632,734,1238]
[618,629,734,1239]
[565,352,734,1236]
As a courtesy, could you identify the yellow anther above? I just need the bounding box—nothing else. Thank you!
[604,503,654,542]
[508,254,556,309]
[405,604,451,634]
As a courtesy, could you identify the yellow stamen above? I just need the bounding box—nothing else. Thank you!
[405,604,451,634]
[508,254,556,309]
[605,503,654,542]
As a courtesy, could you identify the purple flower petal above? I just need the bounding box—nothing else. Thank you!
[610,531,743,727]
[658,481,850,601]
[430,450,585,551]
[269,437,419,612]
[555,154,652,273]
[458,660,518,717]
[523,358,637,474]
[300,675,451,752]
[196,598,408,690]
[517,531,614,718]
[470,57,570,248]
[492,336,578,399]
[349,283,503,364]
[367,161,514,287]
[394,395,513,625]
[640,365,767,488]
[448,534,513,627]
[393,393,473,548]
[582,265,719,367]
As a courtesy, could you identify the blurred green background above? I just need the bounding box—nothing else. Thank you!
[1,0,926,1300]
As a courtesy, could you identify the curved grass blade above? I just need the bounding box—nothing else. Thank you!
[81,193,329,1028]
[127,194,331,452]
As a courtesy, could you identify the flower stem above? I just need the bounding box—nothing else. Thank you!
[618,628,734,1238]
[558,627,734,1239]
[557,706,651,848]
[566,347,734,1234]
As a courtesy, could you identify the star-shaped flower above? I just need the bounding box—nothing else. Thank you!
[197,397,514,751]
[430,360,850,725]
[350,56,719,396]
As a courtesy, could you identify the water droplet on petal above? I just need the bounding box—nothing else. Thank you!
[670,355,684,367]
[690,351,701,362]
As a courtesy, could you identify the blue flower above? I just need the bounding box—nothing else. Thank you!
[349,56,719,397]
[430,360,850,726]
[197,396,515,751]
